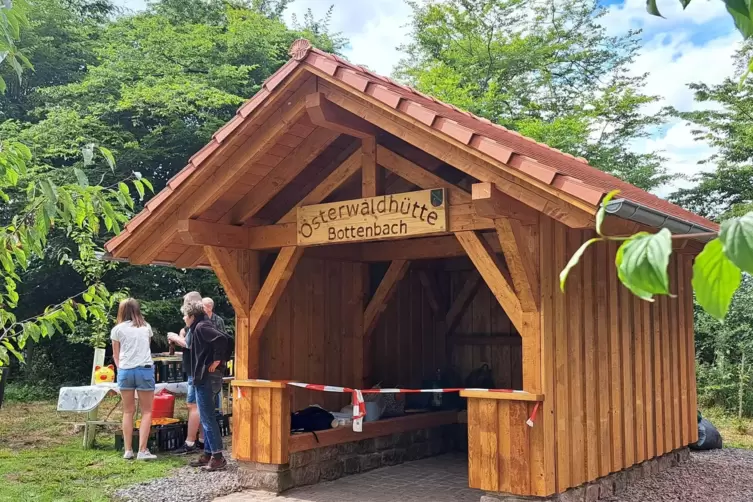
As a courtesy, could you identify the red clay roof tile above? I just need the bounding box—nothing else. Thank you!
[237,88,270,118]
[189,140,220,166]
[213,114,245,143]
[106,39,717,260]
[552,176,604,206]
[263,60,298,91]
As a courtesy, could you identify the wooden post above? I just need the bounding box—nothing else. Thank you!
[232,381,290,464]
[461,391,545,496]
[83,347,106,449]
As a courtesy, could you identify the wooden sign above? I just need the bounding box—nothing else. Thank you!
[297,189,447,245]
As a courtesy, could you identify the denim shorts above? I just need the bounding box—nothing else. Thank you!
[117,366,155,391]
[186,376,196,404]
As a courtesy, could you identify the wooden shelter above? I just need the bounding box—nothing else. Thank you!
[105,40,716,499]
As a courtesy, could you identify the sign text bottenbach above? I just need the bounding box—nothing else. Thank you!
[296,189,447,245]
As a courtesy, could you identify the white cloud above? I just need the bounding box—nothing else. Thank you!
[284,0,412,76]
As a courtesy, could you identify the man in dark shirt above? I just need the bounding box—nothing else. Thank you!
[168,291,203,454]
[202,297,226,334]
[182,300,231,471]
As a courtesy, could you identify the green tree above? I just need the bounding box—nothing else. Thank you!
[396,0,671,191]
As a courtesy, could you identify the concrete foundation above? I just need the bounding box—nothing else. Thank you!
[480,447,691,502]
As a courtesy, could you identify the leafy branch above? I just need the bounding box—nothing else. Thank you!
[561,190,753,321]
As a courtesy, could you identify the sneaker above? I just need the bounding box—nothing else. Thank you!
[123,450,134,460]
[196,440,204,450]
[203,455,227,472]
[189,453,211,467]
[171,442,198,455]
[137,450,157,461]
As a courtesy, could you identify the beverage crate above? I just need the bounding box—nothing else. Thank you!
[154,360,183,383]
[217,414,232,437]
[115,422,187,452]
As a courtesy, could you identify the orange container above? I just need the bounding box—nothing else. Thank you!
[152,389,175,419]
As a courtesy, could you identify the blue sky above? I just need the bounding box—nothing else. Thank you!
[114,0,743,195]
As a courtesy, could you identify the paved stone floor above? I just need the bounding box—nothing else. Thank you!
[215,452,483,502]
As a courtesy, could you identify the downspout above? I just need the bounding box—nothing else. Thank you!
[604,198,716,241]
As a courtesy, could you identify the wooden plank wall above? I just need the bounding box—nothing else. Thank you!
[371,269,523,390]
[372,270,442,388]
[259,256,365,412]
[449,270,522,390]
[540,216,698,493]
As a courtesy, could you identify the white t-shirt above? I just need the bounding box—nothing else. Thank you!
[110,321,154,369]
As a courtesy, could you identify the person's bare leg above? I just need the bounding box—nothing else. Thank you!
[121,390,135,454]
[137,390,154,452]
[187,403,201,442]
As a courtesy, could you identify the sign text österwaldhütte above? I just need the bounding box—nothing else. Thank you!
[296,188,448,245]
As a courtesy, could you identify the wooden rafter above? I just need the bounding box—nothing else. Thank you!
[204,246,251,316]
[455,230,523,333]
[361,137,381,197]
[247,246,304,341]
[377,146,471,204]
[494,218,539,311]
[277,150,361,224]
[129,77,316,264]
[305,92,375,138]
[471,182,538,225]
[173,246,205,269]
[314,79,595,228]
[445,270,481,335]
[363,260,410,338]
[220,127,340,224]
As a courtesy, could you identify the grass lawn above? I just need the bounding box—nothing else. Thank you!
[0,397,187,502]
[701,406,753,450]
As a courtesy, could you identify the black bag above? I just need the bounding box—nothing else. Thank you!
[465,363,496,389]
[691,414,723,451]
[291,406,334,436]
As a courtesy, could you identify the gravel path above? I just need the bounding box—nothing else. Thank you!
[606,449,753,502]
[113,456,244,502]
[113,449,753,502]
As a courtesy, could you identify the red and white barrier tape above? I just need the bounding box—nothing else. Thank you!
[236,379,542,431]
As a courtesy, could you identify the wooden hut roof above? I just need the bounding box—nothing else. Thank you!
[104,39,715,268]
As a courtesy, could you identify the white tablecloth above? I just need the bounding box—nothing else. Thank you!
[57,382,188,413]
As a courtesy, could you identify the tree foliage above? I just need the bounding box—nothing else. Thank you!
[397,0,672,191]
[0,0,345,385]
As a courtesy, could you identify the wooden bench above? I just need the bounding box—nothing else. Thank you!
[289,409,462,453]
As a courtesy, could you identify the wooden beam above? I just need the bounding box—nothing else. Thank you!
[417,270,444,313]
[176,202,496,251]
[361,137,381,197]
[127,77,316,264]
[173,246,205,269]
[378,145,470,204]
[445,270,481,335]
[305,92,376,138]
[494,218,539,311]
[232,250,260,380]
[314,79,595,228]
[472,182,539,225]
[359,232,501,261]
[221,128,340,224]
[277,150,361,224]
[364,260,410,337]
[204,246,251,316]
[247,246,303,341]
[455,231,523,333]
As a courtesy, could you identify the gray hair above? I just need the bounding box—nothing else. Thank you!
[202,297,214,309]
[181,291,202,315]
[182,300,206,318]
